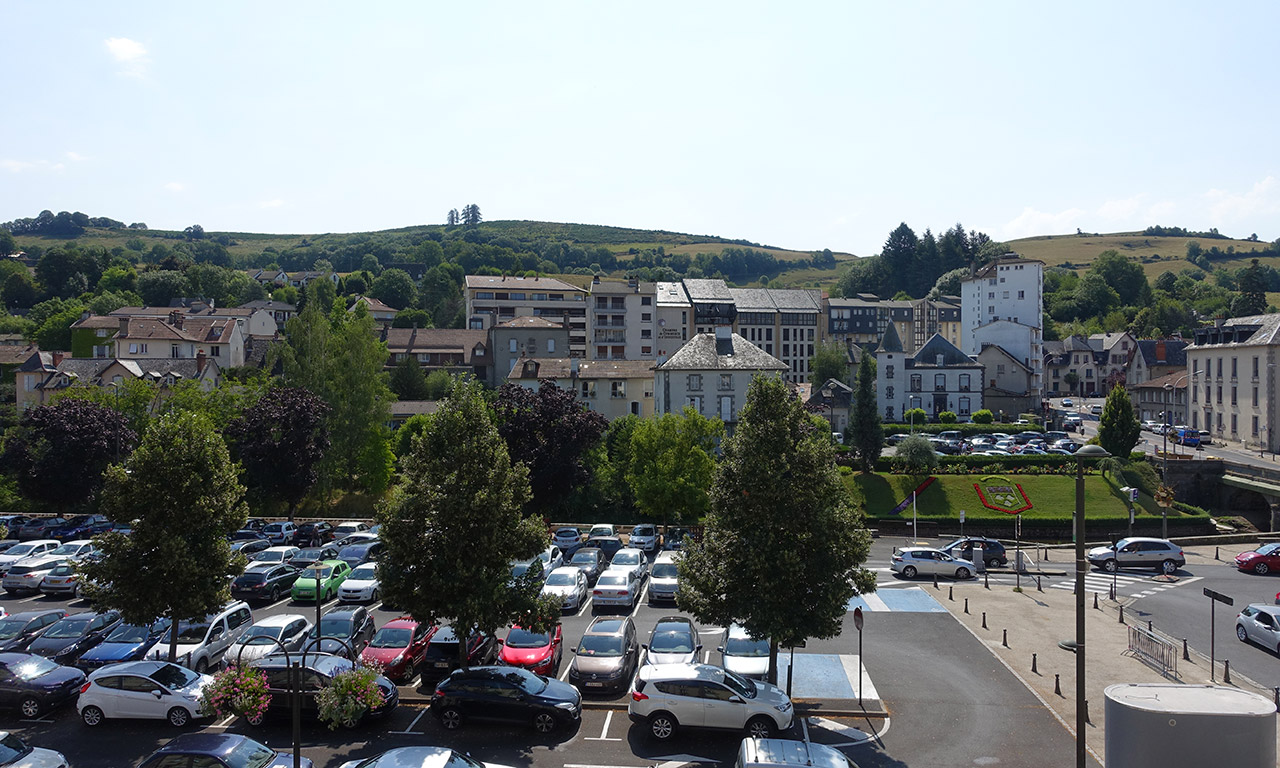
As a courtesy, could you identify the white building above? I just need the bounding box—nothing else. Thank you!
[877,322,984,423]
[653,327,787,433]
[588,277,658,361]
[653,281,691,362]
[1186,314,1280,451]
[961,255,1044,400]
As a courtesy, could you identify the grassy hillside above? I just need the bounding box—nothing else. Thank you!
[1007,232,1272,278]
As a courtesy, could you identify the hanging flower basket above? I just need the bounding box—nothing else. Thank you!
[316,662,386,730]
[201,665,271,722]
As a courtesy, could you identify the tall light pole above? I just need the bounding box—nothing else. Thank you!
[1073,443,1109,768]
[1161,371,1191,478]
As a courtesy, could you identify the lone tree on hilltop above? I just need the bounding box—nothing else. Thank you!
[446,208,459,227]
[461,204,482,227]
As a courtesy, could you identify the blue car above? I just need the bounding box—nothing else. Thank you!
[0,652,85,718]
[138,733,312,768]
[47,515,112,542]
[76,620,170,672]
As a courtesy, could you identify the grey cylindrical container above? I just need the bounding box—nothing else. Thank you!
[1105,684,1276,768]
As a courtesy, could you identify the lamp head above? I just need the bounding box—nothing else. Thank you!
[1076,444,1110,458]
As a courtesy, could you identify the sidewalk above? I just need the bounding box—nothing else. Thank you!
[930,569,1279,766]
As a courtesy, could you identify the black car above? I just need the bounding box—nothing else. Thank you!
[243,518,268,532]
[421,625,497,683]
[47,515,111,542]
[585,536,625,560]
[231,565,299,603]
[138,733,307,768]
[291,545,340,570]
[292,521,335,547]
[940,537,1009,569]
[567,548,606,586]
[26,610,122,667]
[304,607,375,658]
[0,652,85,717]
[0,611,66,653]
[337,542,383,570]
[431,665,581,733]
[16,518,66,542]
[248,653,397,724]
[231,539,271,557]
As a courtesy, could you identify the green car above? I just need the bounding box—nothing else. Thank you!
[291,559,352,602]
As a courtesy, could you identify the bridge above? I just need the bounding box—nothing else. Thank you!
[1163,455,1280,532]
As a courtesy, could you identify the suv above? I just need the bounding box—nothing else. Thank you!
[146,601,253,673]
[261,522,297,545]
[939,537,1008,569]
[648,552,680,605]
[628,524,660,553]
[736,737,856,768]
[1087,537,1185,574]
[629,662,793,741]
[568,616,639,693]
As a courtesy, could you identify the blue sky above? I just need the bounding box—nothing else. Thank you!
[3,2,1278,255]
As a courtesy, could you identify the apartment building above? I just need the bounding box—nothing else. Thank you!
[826,294,916,353]
[508,357,656,420]
[654,281,691,361]
[727,287,822,383]
[1186,314,1280,450]
[653,327,787,433]
[588,277,658,361]
[465,275,589,357]
[490,316,570,383]
[961,256,1044,399]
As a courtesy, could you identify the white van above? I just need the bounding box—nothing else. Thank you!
[147,601,253,673]
[736,737,857,768]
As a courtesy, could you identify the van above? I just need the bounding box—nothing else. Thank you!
[736,737,856,768]
[1175,428,1200,447]
[146,600,253,672]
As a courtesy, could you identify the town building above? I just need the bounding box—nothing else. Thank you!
[960,256,1044,400]
[350,295,399,323]
[588,277,658,361]
[727,287,823,383]
[876,323,984,423]
[683,279,738,334]
[1127,338,1189,389]
[1088,331,1137,389]
[653,327,787,433]
[490,316,570,384]
[653,281,691,361]
[16,353,220,411]
[464,275,589,358]
[805,378,854,436]
[826,295,915,354]
[1130,371,1190,427]
[976,343,1035,419]
[237,299,296,330]
[1044,336,1105,396]
[380,327,491,383]
[1186,314,1280,450]
[508,357,656,420]
[913,295,962,350]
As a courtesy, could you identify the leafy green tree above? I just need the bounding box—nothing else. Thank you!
[32,305,84,351]
[903,407,927,427]
[424,370,453,400]
[1088,250,1150,306]
[462,204,482,227]
[392,413,432,459]
[225,387,330,520]
[446,209,459,227]
[627,408,723,527]
[928,267,969,299]
[0,230,14,257]
[1098,385,1140,458]
[596,414,640,513]
[1154,271,1177,293]
[376,379,557,667]
[1063,371,1080,395]
[389,356,429,400]
[677,376,875,684]
[971,409,994,424]
[96,266,137,294]
[89,290,142,316]
[370,269,418,310]
[1234,258,1268,317]
[809,341,850,386]
[0,399,136,508]
[392,308,432,328]
[35,248,99,299]
[893,434,939,477]
[81,411,248,665]
[137,270,191,306]
[1,273,38,310]
[849,353,881,472]
[938,410,957,423]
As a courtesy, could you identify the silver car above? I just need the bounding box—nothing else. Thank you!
[643,617,700,666]
[0,730,67,767]
[540,566,588,613]
[228,614,312,664]
[890,547,976,580]
[592,570,640,612]
[567,616,639,693]
[1236,604,1280,653]
[609,548,649,581]
[628,524,659,553]
[719,623,770,680]
[2,556,67,595]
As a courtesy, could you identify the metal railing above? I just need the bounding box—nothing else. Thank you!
[1128,624,1178,677]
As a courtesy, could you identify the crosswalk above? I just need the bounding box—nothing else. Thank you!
[1047,572,1201,599]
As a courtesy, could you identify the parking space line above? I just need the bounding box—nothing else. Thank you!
[389,708,426,735]
[584,709,622,741]
[635,583,648,610]
[576,597,591,618]
[17,594,43,603]
[558,661,572,681]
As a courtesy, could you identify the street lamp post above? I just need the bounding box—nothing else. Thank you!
[1073,443,1109,768]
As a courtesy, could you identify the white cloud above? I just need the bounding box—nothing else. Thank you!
[164,181,185,192]
[64,151,84,162]
[1205,177,1280,226]
[104,37,149,76]
[1,159,38,173]
[997,206,1087,241]
[259,199,284,209]
[1096,194,1146,221]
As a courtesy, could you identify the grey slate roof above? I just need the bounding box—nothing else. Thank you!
[682,279,734,302]
[876,322,904,354]
[727,288,775,311]
[911,334,980,368]
[1134,339,1188,367]
[1188,314,1280,349]
[806,378,854,409]
[655,332,787,372]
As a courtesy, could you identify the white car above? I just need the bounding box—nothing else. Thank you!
[587,524,616,540]
[629,662,793,741]
[551,527,583,554]
[227,614,312,665]
[0,540,59,575]
[890,547,977,580]
[737,737,858,768]
[48,540,96,560]
[540,566,588,612]
[338,747,516,768]
[146,601,253,673]
[2,555,67,595]
[719,624,770,680]
[592,570,641,611]
[252,546,301,566]
[78,660,212,727]
[331,521,370,541]
[0,732,64,766]
[609,548,649,581]
[537,545,564,574]
[628,524,660,553]
[338,564,380,603]
[333,531,378,549]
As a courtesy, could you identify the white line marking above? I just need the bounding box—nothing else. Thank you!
[576,596,591,618]
[389,708,426,734]
[585,709,622,741]
[215,714,235,727]
[860,592,890,612]
[17,594,42,603]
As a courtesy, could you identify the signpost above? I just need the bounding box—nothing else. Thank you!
[1014,513,1022,590]
[853,607,864,704]
[1204,587,1234,682]
[959,509,965,538]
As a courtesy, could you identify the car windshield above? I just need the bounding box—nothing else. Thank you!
[0,733,30,762]
[725,636,770,657]
[633,526,654,536]
[649,630,693,654]
[295,549,323,560]
[571,552,598,565]
[545,571,577,587]
[1257,543,1280,556]
[164,620,211,643]
[0,619,30,640]
[302,567,332,580]
[577,634,624,656]
[721,668,757,699]
[369,627,412,648]
[5,544,36,556]
[241,625,285,644]
[9,656,58,681]
[613,552,639,566]
[511,562,532,578]
[106,623,155,643]
[149,663,199,689]
[254,551,285,562]
[555,528,578,538]
[48,565,74,576]
[223,738,278,768]
[597,573,627,587]
[505,627,549,648]
[49,544,81,556]
[313,618,351,638]
[43,617,91,639]
[651,563,678,579]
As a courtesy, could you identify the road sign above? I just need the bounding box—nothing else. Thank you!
[853,606,864,631]
[1203,587,1234,606]
[959,509,966,523]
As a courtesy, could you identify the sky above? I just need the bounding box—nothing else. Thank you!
[3,2,1279,256]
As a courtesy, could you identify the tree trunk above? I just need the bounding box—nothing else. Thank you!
[168,609,179,663]
[458,633,469,670]
[287,499,297,523]
[767,639,779,686]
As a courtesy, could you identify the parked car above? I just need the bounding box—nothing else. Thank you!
[78,660,212,727]
[46,540,95,561]
[586,535,625,560]
[291,560,352,603]
[1090,404,1103,416]
[337,542,383,570]
[0,540,58,575]
[38,564,82,598]
[592,569,642,612]
[228,614,312,665]
[290,545,340,570]
[27,610,122,666]
[333,532,378,549]
[75,620,170,671]
[1198,430,1213,445]
[15,519,67,542]
[336,747,513,768]
[939,536,1008,568]
[628,524,660,553]
[1061,397,1074,406]
[540,567,589,613]
[568,548,606,586]
[2,556,68,595]
[719,624,770,680]
[628,662,793,741]
[663,528,694,551]
[737,737,859,768]
[46,515,111,542]
[509,557,547,586]
[609,548,649,581]
[648,552,680,605]
[248,653,397,724]
[145,602,254,673]
[499,624,562,678]
[338,563,381,604]
[643,617,700,667]
[0,730,66,766]
[0,611,66,653]
[891,547,977,580]
[251,546,301,567]
[537,545,564,574]
[0,653,85,718]
[304,607,375,658]
[421,625,498,683]
[551,527,584,555]
[260,522,296,546]
[231,539,271,558]
[1174,428,1201,447]
[431,665,580,733]
[243,519,268,532]
[231,564,300,604]
[292,521,334,547]
[137,733,311,768]
[361,617,433,683]
[1235,543,1280,575]
[1051,439,1080,453]
[586,524,616,540]
[568,616,639,693]
[230,529,268,543]
[331,521,370,540]
[1236,604,1280,652]
[1087,537,1185,574]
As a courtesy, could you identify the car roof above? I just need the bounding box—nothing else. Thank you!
[152,732,263,757]
[87,659,178,679]
[654,551,677,563]
[339,747,455,768]
[652,617,694,633]
[741,737,849,768]
[312,559,347,568]
[249,613,308,628]
[1117,537,1175,545]
[638,661,720,682]
[572,547,602,558]
[548,566,581,577]
[253,652,350,674]
[584,617,629,635]
[322,606,363,619]
[4,610,64,622]
[380,617,420,630]
[614,547,643,556]
[899,546,943,554]
[263,545,297,552]
[1246,603,1280,616]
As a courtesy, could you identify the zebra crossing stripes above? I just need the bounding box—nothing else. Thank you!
[1048,573,1201,599]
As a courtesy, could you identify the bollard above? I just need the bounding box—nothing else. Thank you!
[1215,547,1220,560]
[1084,699,1091,725]
[984,572,990,589]
[1148,620,1153,633]
[1224,660,1232,684]
[1094,592,1099,609]
[1119,604,1125,624]
[964,597,969,614]
[1032,653,1038,674]
[1274,687,1279,709]
[1036,575,1042,592]
[948,585,954,601]
[1002,629,1008,648]
[1044,547,1049,561]
[933,573,939,589]
[1054,674,1061,696]
[982,611,988,629]
[1183,638,1190,662]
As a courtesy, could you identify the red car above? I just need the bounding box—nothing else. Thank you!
[499,624,562,677]
[361,617,435,683]
[1235,543,1280,575]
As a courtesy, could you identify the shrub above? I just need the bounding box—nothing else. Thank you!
[316,662,386,730]
[938,411,957,423]
[903,408,927,425]
[201,666,271,721]
[971,409,994,424]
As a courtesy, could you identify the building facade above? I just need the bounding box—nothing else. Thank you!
[653,282,691,362]
[976,343,1035,418]
[1186,314,1280,450]
[588,277,658,361]
[508,358,656,420]
[490,316,571,383]
[876,323,984,423]
[826,295,915,353]
[465,275,589,357]
[380,327,491,383]
[653,327,787,433]
[1127,338,1189,389]
[961,256,1044,399]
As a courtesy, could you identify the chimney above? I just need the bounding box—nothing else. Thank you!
[169,311,184,330]
[118,317,130,336]
[570,357,580,377]
[51,351,64,367]
[196,350,207,375]
[1155,340,1166,364]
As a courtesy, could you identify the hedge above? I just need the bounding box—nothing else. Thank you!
[882,424,1053,437]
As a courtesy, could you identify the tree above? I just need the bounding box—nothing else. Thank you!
[80,411,248,664]
[494,382,608,515]
[446,209,459,227]
[1088,251,1149,306]
[0,399,136,508]
[183,224,206,240]
[677,375,875,684]
[137,270,191,306]
[809,341,850,386]
[375,379,557,667]
[392,308,432,328]
[389,356,429,400]
[370,268,418,310]
[971,409,994,424]
[424,370,453,400]
[1098,385,1140,458]
[1063,371,1080,395]
[1,273,37,310]
[929,267,969,299]
[225,387,330,521]
[32,304,84,350]
[1234,258,1268,317]
[903,407,927,426]
[848,353,882,472]
[0,230,14,257]
[462,204,482,227]
[627,408,723,527]
[938,411,957,423]
[596,414,640,513]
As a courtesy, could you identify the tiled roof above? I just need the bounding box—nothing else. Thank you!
[806,378,854,408]
[239,300,296,312]
[1134,339,1188,367]
[655,332,786,372]
[509,358,656,380]
[727,288,774,311]
[464,275,583,292]
[391,400,439,418]
[965,255,1044,281]
[71,315,120,330]
[978,343,1031,373]
[0,345,38,366]
[381,328,488,363]
[495,316,565,329]
[876,322,904,354]
[1188,314,1280,348]
[1132,371,1191,390]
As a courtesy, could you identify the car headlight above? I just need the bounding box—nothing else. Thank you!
[554,701,576,710]
[775,701,793,713]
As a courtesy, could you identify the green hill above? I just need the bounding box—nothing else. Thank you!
[1007,231,1273,278]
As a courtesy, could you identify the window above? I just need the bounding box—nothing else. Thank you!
[959,374,970,391]
[1231,386,1237,405]
[1232,358,1238,378]
[988,292,995,299]
[885,406,894,420]
[1002,291,1009,299]
[1217,358,1223,378]
[641,346,651,355]
[547,339,555,353]
[1232,414,1238,434]
[210,346,220,357]
[886,386,894,399]
[1253,415,1260,436]
[886,365,894,379]
[1253,387,1258,407]
[641,329,651,339]
[641,296,652,306]
[719,374,733,391]
[719,395,733,421]
[910,374,922,392]
[580,381,590,398]
[1018,290,1025,299]
[1254,357,1260,379]
[996,364,1006,375]
[687,374,702,391]
[1217,386,1222,404]
[170,344,179,358]
[475,292,494,300]
[988,305,995,314]
[1086,369,1094,379]
[958,396,970,415]
[641,312,652,322]
[611,381,626,398]
[686,396,702,414]
[934,374,946,391]
[509,339,518,353]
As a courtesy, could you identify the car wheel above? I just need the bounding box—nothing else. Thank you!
[19,696,41,718]
[987,557,1002,569]
[194,658,208,674]
[370,589,379,603]
[746,715,776,739]
[1102,560,1118,573]
[1254,562,1270,575]
[1160,560,1178,575]
[167,707,191,727]
[81,705,104,726]
[269,586,280,602]
[955,567,971,580]
[439,706,464,730]
[1237,625,1249,643]
[533,711,558,734]
[246,711,265,726]
[902,565,918,579]
[648,711,677,741]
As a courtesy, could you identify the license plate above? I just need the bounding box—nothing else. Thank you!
[584,682,603,687]
[434,661,450,668]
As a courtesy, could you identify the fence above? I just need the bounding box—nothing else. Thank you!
[1127,624,1179,677]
